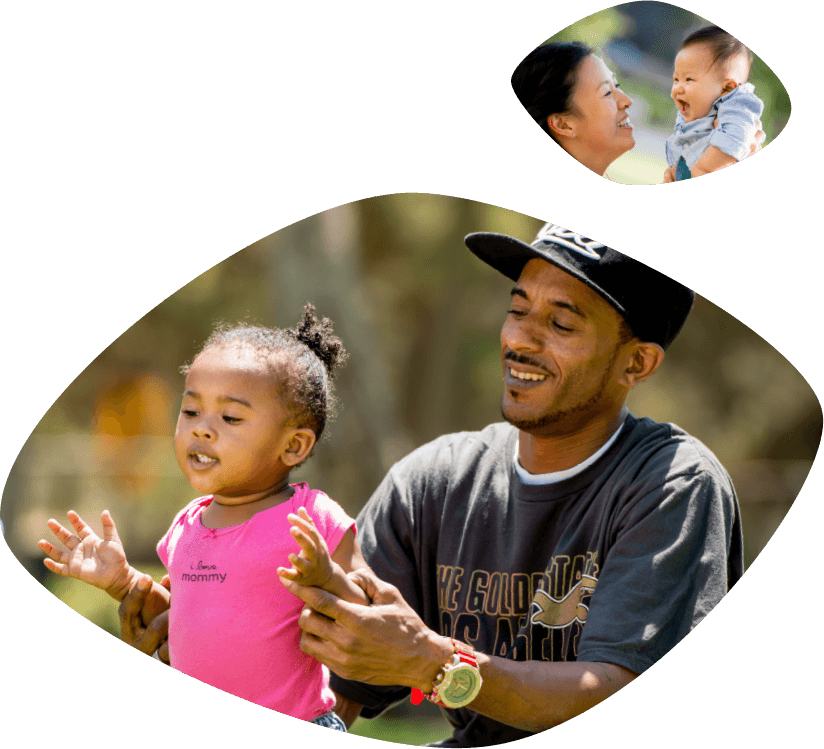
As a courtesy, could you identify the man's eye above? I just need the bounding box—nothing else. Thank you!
[553,321,574,333]
[223,416,242,424]
[508,308,526,317]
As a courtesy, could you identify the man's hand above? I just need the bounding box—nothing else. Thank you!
[280,568,452,693]
[119,574,171,663]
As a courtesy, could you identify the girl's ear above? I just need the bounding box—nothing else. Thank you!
[547,112,576,139]
[280,428,316,467]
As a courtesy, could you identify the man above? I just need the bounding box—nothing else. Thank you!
[121,223,743,745]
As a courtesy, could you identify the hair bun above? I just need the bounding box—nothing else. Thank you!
[289,303,348,377]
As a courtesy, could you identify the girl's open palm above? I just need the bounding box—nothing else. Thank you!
[39,510,131,596]
[277,507,334,588]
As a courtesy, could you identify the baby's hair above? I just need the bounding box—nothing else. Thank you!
[181,304,348,447]
[680,26,753,79]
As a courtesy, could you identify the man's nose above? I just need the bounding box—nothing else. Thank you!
[502,318,542,353]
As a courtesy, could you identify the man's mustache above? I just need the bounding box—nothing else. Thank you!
[503,349,547,371]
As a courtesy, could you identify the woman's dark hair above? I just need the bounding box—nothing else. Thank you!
[181,304,348,448]
[680,26,752,77]
[511,41,592,139]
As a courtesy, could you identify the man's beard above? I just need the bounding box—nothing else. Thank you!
[501,386,608,434]
[501,348,619,434]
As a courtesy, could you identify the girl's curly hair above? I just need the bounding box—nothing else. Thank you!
[181,304,348,449]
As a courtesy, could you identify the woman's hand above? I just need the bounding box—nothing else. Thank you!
[713,117,765,157]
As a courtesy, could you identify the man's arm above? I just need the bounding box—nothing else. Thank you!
[333,694,364,729]
[282,569,635,732]
[469,656,635,732]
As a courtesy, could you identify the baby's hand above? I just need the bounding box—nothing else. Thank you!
[39,510,133,599]
[277,507,334,589]
[663,166,676,183]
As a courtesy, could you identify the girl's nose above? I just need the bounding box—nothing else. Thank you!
[193,422,214,439]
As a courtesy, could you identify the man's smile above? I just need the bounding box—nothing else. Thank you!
[503,351,552,387]
[509,367,547,383]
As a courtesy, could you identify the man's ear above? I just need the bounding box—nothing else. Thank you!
[280,428,317,467]
[619,342,665,388]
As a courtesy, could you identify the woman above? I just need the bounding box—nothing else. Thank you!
[512,41,761,181]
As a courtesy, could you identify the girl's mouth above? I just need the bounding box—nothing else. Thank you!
[190,452,218,468]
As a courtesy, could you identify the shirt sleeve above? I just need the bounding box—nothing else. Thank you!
[302,489,356,556]
[576,453,743,674]
[709,88,764,161]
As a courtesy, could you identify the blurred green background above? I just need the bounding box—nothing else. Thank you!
[2,195,819,743]
[532,1,790,185]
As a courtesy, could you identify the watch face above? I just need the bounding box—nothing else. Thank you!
[442,666,481,707]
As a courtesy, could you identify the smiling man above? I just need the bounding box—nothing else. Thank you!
[277,222,745,746]
[120,223,744,746]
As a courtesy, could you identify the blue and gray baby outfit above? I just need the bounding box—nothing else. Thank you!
[665,83,764,180]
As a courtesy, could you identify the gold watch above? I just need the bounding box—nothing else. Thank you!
[411,640,483,710]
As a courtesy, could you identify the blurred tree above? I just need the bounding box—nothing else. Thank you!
[92,371,176,496]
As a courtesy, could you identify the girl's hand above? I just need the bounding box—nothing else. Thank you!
[277,507,334,588]
[39,510,134,599]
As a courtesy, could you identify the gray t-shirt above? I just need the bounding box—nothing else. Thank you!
[331,414,744,746]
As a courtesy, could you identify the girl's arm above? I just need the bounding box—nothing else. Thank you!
[278,508,370,605]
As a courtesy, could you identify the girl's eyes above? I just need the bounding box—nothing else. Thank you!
[180,409,242,424]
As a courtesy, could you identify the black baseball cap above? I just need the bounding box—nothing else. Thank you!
[465,223,695,350]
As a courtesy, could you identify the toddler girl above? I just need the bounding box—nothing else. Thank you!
[39,305,369,729]
[664,25,764,181]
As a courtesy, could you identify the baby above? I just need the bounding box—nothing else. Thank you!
[664,26,764,181]
[40,307,370,730]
